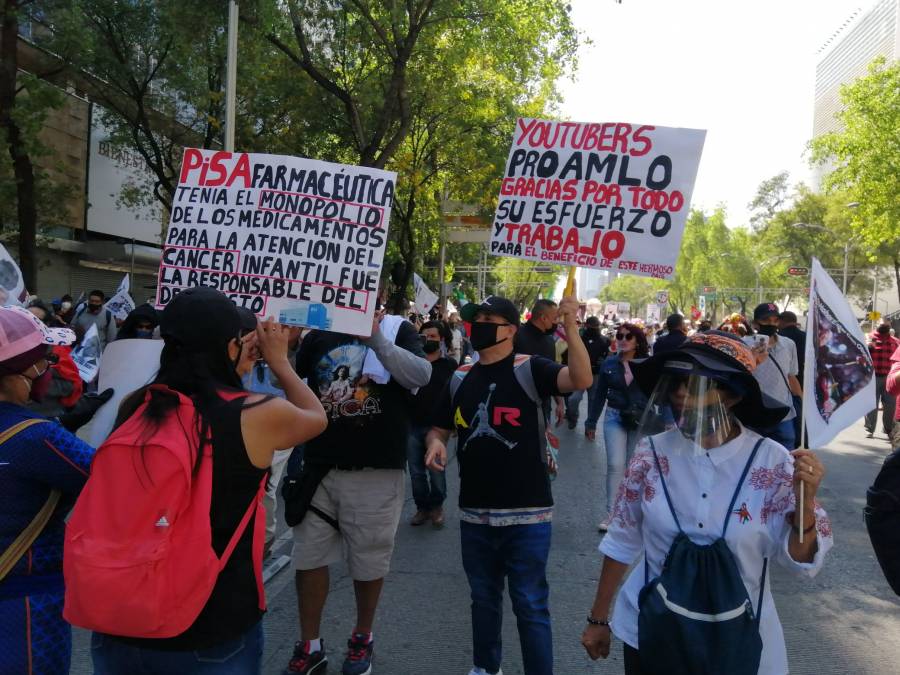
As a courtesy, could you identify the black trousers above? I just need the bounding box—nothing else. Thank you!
[624,644,644,675]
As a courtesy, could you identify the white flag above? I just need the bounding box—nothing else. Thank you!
[104,290,135,322]
[0,243,27,306]
[115,274,130,296]
[803,257,876,448]
[72,324,102,383]
[413,273,438,314]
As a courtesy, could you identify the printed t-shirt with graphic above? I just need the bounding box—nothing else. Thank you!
[432,354,563,526]
[297,323,424,469]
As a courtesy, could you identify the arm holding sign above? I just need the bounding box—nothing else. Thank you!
[242,319,327,467]
[362,316,432,390]
[555,291,594,394]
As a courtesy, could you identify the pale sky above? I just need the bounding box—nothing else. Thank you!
[560,0,875,229]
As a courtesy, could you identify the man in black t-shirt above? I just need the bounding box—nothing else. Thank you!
[285,311,431,675]
[426,294,593,675]
[514,298,566,425]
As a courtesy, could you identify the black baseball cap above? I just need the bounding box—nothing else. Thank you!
[753,302,780,321]
[235,307,259,334]
[161,287,241,349]
[460,296,520,326]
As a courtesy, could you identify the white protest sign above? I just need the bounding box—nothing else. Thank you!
[413,273,438,314]
[604,302,618,318]
[157,149,396,336]
[0,243,27,306]
[77,339,163,447]
[646,303,662,325]
[491,118,705,279]
[72,324,101,382]
[115,274,130,296]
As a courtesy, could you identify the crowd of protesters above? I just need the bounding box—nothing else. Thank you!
[0,282,860,675]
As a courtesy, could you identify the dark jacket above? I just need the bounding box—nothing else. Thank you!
[595,355,647,413]
[778,325,807,378]
[652,330,686,355]
[582,328,610,373]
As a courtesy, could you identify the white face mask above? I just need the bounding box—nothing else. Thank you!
[61,302,72,311]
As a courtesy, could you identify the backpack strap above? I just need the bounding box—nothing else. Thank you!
[755,557,768,624]
[722,438,765,538]
[649,436,683,533]
[511,354,550,465]
[218,474,266,572]
[0,419,60,583]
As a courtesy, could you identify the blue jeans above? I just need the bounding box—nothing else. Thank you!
[566,373,600,425]
[407,425,447,510]
[460,521,553,675]
[757,418,796,450]
[602,408,639,514]
[91,621,263,674]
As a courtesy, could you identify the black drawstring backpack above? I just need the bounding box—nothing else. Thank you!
[865,448,900,595]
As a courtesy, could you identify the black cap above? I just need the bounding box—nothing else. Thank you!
[460,296,520,326]
[753,302,780,322]
[160,287,241,349]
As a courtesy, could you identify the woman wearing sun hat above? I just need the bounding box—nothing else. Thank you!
[0,305,108,675]
[580,331,833,675]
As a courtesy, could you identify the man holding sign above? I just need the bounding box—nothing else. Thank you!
[425,290,592,675]
[286,309,430,675]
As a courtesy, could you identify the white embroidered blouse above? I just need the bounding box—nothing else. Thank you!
[598,425,833,675]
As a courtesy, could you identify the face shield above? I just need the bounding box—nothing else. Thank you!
[637,366,743,455]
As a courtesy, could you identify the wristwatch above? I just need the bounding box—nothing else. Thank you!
[586,615,610,626]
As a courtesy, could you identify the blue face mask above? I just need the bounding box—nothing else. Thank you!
[135,329,153,339]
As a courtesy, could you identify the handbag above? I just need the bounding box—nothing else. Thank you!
[0,419,61,583]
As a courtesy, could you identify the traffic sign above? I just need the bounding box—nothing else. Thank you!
[656,291,669,305]
[868,311,882,321]
[787,267,809,277]
[702,286,716,293]
[532,265,553,273]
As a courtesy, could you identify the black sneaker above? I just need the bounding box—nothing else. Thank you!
[342,633,374,675]
[284,639,327,674]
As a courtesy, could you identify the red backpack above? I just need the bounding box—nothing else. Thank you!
[63,385,266,638]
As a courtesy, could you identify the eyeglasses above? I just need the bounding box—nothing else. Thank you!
[615,333,635,341]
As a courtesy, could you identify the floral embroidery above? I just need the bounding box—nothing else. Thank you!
[816,512,833,538]
[760,493,792,524]
[750,462,792,490]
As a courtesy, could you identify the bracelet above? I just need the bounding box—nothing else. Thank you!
[586,615,610,626]
[787,512,816,535]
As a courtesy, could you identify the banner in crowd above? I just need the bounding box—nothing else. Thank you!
[104,274,135,321]
[490,118,706,279]
[803,257,875,448]
[646,303,662,325]
[156,149,396,336]
[0,243,27,306]
[78,338,164,447]
[72,324,101,383]
[413,273,438,314]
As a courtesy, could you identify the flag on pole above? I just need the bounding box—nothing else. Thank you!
[803,257,875,448]
[104,274,135,321]
[413,273,438,314]
[0,243,28,306]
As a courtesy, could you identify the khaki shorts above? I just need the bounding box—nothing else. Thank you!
[291,468,404,581]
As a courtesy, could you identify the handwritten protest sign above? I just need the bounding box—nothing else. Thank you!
[491,118,705,280]
[156,149,396,336]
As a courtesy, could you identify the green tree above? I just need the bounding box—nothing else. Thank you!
[810,57,900,301]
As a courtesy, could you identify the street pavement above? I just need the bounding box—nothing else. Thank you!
[71,407,900,674]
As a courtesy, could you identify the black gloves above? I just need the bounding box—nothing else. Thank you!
[58,388,114,432]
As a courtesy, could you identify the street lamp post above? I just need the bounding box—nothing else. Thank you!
[224,0,239,152]
[754,255,789,304]
[791,222,852,295]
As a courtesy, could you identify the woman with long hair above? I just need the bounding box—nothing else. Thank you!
[586,323,650,532]
[90,287,327,674]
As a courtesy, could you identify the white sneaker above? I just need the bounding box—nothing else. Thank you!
[468,668,503,675]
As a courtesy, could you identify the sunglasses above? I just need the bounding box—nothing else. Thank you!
[615,333,635,341]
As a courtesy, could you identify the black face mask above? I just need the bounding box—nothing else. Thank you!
[757,324,778,337]
[470,322,509,351]
[422,339,441,354]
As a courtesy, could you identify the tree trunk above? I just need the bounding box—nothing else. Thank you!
[894,256,900,307]
[0,1,39,292]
